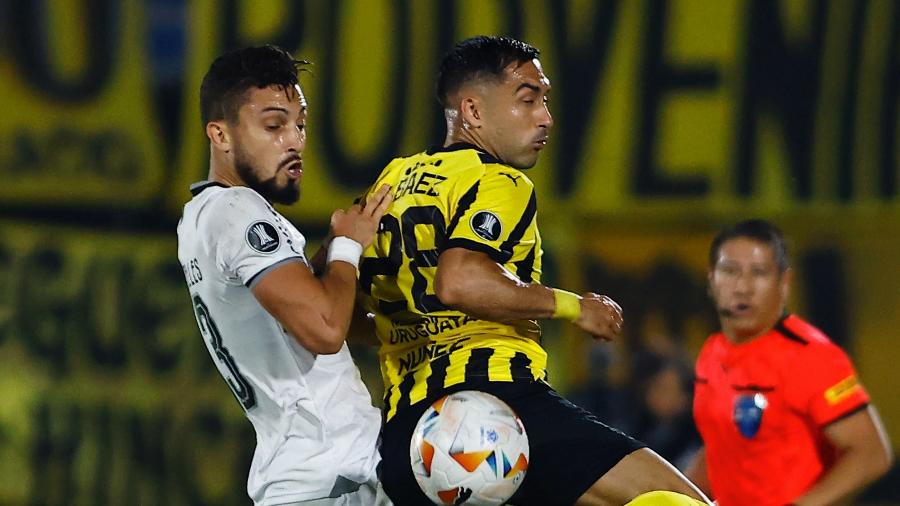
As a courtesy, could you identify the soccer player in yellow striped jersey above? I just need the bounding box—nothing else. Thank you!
[362,36,711,505]
[363,144,546,420]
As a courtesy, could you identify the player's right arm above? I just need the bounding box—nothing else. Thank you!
[434,247,623,341]
[251,185,392,354]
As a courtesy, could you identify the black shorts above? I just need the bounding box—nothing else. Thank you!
[379,379,645,506]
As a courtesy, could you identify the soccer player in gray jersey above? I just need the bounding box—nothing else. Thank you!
[177,45,392,505]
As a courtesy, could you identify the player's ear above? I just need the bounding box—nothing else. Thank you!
[206,121,232,153]
[460,96,484,129]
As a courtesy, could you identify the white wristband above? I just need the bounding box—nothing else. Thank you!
[327,236,363,269]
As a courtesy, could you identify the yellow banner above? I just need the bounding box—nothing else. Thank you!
[0,0,166,206]
[2,1,897,218]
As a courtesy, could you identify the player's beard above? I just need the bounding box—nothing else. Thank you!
[233,144,300,205]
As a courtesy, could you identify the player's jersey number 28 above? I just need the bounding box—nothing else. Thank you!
[360,205,450,315]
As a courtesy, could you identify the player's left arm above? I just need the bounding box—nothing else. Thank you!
[793,405,893,505]
[312,188,382,344]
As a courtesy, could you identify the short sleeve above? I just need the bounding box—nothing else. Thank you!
[794,342,870,427]
[444,169,536,263]
[202,188,306,286]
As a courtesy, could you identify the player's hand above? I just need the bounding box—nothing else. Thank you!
[574,293,623,341]
[329,184,393,248]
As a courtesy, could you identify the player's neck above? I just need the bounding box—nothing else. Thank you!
[444,128,499,161]
[207,163,244,188]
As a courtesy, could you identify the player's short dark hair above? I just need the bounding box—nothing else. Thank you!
[436,35,540,108]
[709,219,790,272]
[200,45,306,126]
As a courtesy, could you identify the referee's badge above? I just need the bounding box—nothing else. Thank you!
[733,393,767,438]
[470,211,502,241]
[246,221,281,253]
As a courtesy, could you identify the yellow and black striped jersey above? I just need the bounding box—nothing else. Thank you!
[360,143,548,420]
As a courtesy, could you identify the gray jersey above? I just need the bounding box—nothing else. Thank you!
[177,182,381,505]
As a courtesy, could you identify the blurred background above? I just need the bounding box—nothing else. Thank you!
[1,0,898,504]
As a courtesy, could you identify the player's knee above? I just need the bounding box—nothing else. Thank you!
[625,490,708,506]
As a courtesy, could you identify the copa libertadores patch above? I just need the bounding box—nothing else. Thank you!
[470,211,502,241]
[246,221,281,253]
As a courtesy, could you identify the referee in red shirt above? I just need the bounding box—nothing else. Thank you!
[686,219,893,505]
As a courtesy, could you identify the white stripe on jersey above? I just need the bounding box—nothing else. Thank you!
[177,183,382,505]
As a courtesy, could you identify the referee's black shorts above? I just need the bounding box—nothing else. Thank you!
[379,379,645,506]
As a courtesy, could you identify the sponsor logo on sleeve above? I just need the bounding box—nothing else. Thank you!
[470,211,502,242]
[824,374,861,405]
[245,221,281,253]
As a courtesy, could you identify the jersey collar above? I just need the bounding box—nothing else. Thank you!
[427,142,503,165]
[189,180,229,196]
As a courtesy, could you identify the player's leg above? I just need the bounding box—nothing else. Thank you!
[575,448,710,505]
[380,379,708,506]
[488,380,708,506]
[483,380,644,506]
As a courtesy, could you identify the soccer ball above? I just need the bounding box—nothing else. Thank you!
[410,390,529,505]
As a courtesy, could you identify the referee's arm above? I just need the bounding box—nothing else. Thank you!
[793,405,893,505]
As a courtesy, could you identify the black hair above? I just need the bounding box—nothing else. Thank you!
[709,219,790,272]
[200,45,306,126]
[436,35,540,108]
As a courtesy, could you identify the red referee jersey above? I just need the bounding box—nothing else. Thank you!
[693,314,870,506]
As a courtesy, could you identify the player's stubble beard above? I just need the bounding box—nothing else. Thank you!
[495,134,542,170]
[233,141,301,205]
